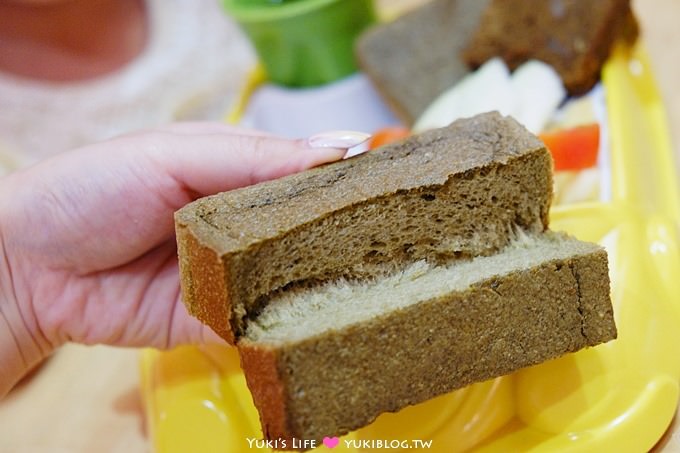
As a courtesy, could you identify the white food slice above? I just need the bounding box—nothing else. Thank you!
[414,58,566,135]
[510,60,566,133]
[413,58,513,132]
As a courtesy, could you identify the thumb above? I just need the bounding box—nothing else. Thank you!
[148,131,348,198]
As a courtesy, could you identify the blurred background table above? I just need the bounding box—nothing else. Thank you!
[0,0,678,451]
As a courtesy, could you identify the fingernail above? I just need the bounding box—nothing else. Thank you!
[307,130,372,149]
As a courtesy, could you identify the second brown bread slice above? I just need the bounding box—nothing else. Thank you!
[175,112,553,343]
[239,232,615,446]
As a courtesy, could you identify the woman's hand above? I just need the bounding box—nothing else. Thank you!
[0,123,347,396]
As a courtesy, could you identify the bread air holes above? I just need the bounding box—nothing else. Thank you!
[420,193,436,201]
[369,240,386,249]
[402,243,414,256]
[363,241,387,262]
[479,165,497,178]
[363,250,382,261]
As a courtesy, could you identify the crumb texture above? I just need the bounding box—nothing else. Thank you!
[246,231,600,344]
[175,112,552,339]
[239,233,614,442]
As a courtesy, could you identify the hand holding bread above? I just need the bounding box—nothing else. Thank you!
[0,113,616,447]
[0,123,348,398]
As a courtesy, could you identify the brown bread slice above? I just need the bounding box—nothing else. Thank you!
[175,112,553,344]
[462,0,639,95]
[239,232,615,446]
[355,0,491,125]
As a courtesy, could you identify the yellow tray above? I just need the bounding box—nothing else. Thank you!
[139,44,680,452]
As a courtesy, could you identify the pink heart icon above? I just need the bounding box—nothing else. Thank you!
[323,436,339,449]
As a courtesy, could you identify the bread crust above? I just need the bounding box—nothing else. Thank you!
[238,345,294,443]
[176,222,235,343]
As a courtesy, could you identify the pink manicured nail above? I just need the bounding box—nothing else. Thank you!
[307,130,371,149]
